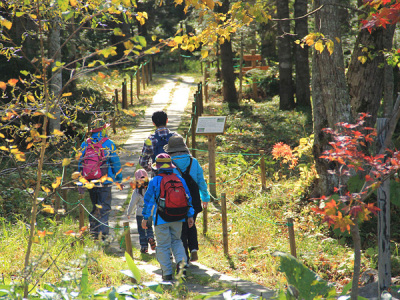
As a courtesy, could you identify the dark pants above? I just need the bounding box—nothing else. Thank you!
[136,215,154,247]
[181,213,198,261]
[88,185,112,238]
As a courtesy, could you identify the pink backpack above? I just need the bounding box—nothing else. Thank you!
[82,137,108,180]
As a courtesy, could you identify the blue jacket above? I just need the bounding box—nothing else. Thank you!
[78,131,122,184]
[142,170,195,226]
[170,154,210,202]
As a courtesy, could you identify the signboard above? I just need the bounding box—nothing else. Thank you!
[196,116,227,134]
[243,54,262,61]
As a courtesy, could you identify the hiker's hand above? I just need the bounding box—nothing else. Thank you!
[142,219,148,229]
[188,217,194,228]
[202,201,208,209]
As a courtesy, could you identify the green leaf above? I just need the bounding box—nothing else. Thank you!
[136,36,147,47]
[80,266,89,295]
[107,287,117,299]
[340,280,352,296]
[113,28,124,36]
[57,0,69,11]
[16,12,25,17]
[125,252,141,282]
[20,70,29,76]
[273,251,336,300]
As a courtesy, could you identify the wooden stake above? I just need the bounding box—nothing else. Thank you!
[259,150,267,191]
[239,33,243,102]
[221,193,228,256]
[208,135,216,201]
[191,112,196,158]
[141,65,146,90]
[287,218,297,258]
[123,221,133,258]
[54,192,60,222]
[204,62,210,103]
[130,73,133,105]
[149,58,153,81]
[203,180,208,235]
[145,63,149,86]
[251,49,257,101]
[136,70,140,99]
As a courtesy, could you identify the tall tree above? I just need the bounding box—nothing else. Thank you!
[216,0,238,107]
[312,0,350,196]
[294,0,310,107]
[276,0,295,110]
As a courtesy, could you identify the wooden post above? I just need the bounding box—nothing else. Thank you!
[204,62,209,103]
[151,55,155,73]
[178,47,182,73]
[377,117,391,294]
[203,204,208,235]
[122,79,127,109]
[130,73,133,105]
[287,218,297,258]
[184,130,189,147]
[149,58,153,81]
[198,82,203,115]
[208,135,217,201]
[123,221,133,258]
[141,64,146,90]
[251,49,257,100]
[145,63,149,86]
[239,33,243,102]
[79,193,85,231]
[221,193,228,256]
[112,95,117,134]
[259,150,267,191]
[191,112,196,158]
[136,70,140,99]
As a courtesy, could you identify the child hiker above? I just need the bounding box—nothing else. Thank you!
[141,153,195,281]
[126,169,156,253]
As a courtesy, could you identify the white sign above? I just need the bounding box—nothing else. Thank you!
[196,116,227,134]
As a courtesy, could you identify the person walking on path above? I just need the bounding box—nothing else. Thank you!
[141,153,195,281]
[78,118,122,239]
[164,135,210,263]
[138,111,178,174]
[126,169,156,253]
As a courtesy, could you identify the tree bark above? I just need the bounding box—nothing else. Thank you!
[312,0,350,196]
[294,0,310,107]
[347,25,396,127]
[277,0,294,110]
[218,0,238,108]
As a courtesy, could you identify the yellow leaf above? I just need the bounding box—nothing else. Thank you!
[52,176,62,190]
[358,56,367,64]
[41,186,51,194]
[98,72,107,79]
[26,143,33,149]
[62,158,71,167]
[125,162,135,167]
[314,40,324,54]
[152,35,157,41]
[294,40,300,45]
[15,153,25,162]
[326,40,334,55]
[174,36,183,44]
[335,37,341,43]
[70,0,77,6]
[62,92,72,97]
[33,236,39,243]
[46,112,56,119]
[0,133,4,138]
[0,17,12,30]
[124,40,134,50]
[304,33,316,47]
[201,50,209,59]
[27,94,35,101]
[79,177,89,184]
[85,182,95,189]
[0,81,6,91]
[52,129,64,136]
[95,204,103,209]
[0,146,8,151]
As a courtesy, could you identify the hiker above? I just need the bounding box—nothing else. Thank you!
[139,111,177,174]
[78,118,122,240]
[126,169,156,253]
[164,135,210,263]
[141,153,195,281]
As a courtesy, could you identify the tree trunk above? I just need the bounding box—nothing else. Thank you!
[347,25,396,127]
[218,0,238,107]
[277,0,294,110]
[49,17,61,133]
[294,0,310,107]
[312,0,350,196]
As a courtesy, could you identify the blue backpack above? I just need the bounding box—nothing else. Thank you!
[151,131,174,162]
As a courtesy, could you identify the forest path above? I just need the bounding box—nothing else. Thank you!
[108,74,274,299]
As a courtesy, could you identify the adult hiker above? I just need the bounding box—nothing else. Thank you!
[138,110,177,175]
[141,153,195,281]
[78,118,122,240]
[164,135,210,263]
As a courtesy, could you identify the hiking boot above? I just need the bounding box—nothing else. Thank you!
[176,264,187,277]
[162,274,173,281]
[140,247,148,253]
[190,250,198,262]
[148,238,156,251]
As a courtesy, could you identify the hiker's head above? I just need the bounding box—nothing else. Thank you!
[152,111,168,127]
[164,135,189,154]
[154,153,175,170]
[134,169,149,188]
[90,118,110,134]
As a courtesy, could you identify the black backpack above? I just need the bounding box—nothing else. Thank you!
[176,157,202,214]
[151,131,174,162]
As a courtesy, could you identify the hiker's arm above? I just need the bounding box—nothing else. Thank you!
[194,159,210,203]
[126,190,139,217]
[108,142,123,182]
[139,138,154,172]
[188,217,194,228]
